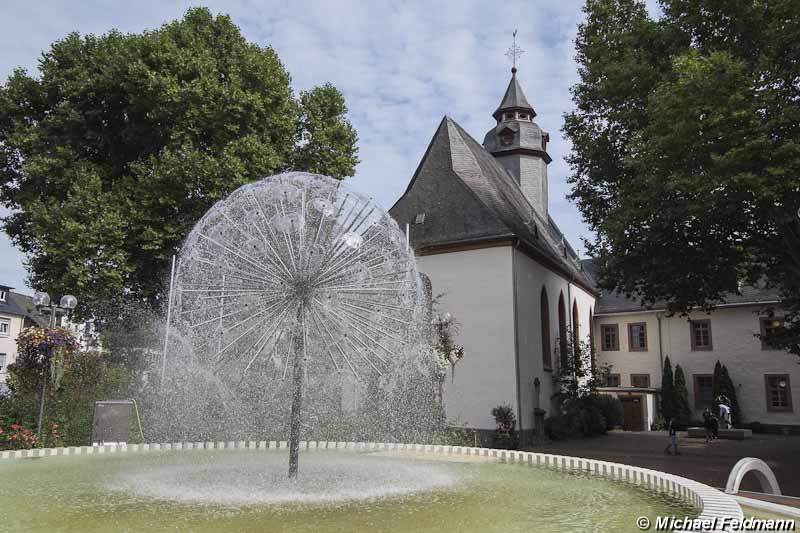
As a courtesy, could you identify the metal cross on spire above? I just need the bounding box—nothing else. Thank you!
[505,29,525,72]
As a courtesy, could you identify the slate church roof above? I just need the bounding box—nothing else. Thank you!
[390,116,595,293]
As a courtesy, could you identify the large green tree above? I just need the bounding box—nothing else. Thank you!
[565,0,800,355]
[0,8,358,316]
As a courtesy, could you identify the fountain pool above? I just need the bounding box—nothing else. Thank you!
[0,447,698,532]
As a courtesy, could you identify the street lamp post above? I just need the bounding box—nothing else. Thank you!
[33,292,77,443]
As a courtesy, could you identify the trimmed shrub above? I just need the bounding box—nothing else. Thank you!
[593,394,624,429]
[491,404,518,449]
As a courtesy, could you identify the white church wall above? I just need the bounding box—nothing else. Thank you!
[512,249,596,435]
[417,245,517,431]
[512,250,550,436]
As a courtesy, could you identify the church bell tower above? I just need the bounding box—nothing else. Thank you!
[483,65,552,221]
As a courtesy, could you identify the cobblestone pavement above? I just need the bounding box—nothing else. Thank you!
[525,430,800,500]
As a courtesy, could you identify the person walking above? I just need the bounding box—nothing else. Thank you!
[702,408,714,443]
[718,397,732,430]
[664,418,680,455]
[710,412,720,440]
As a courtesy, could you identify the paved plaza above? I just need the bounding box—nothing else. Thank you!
[528,431,800,500]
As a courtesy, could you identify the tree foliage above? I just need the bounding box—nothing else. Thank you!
[565,0,800,355]
[0,8,359,317]
[553,326,605,402]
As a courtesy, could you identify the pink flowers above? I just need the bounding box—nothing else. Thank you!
[0,423,41,450]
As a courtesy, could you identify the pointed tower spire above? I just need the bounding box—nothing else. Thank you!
[483,33,551,220]
[493,70,536,121]
[495,31,535,121]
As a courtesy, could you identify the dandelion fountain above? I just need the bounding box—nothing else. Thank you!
[173,172,423,477]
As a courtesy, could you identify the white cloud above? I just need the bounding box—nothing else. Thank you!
[0,0,598,293]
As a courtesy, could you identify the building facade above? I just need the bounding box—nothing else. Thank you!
[0,285,48,383]
[591,279,799,432]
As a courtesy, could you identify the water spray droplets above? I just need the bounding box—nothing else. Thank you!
[174,172,423,384]
[342,232,363,249]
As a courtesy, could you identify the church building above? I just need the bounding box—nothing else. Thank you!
[391,64,799,437]
[390,67,597,443]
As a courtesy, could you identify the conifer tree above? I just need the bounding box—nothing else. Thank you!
[660,357,675,421]
[673,365,691,430]
[712,360,724,413]
[720,365,741,427]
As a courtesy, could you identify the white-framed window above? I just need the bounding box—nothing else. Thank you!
[0,353,6,371]
[0,318,10,336]
[0,290,6,302]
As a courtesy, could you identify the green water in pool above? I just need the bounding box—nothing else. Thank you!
[0,450,697,532]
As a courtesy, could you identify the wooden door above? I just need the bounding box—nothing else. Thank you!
[620,396,644,431]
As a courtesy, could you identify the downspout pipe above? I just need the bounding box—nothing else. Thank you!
[656,312,664,422]
[656,312,664,377]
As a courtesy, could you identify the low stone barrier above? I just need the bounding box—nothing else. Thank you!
[1,441,743,530]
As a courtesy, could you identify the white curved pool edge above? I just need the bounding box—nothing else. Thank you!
[2,441,743,531]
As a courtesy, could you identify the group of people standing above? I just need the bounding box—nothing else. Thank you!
[664,396,733,455]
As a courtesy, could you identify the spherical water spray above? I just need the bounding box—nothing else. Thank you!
[173,172,424,477]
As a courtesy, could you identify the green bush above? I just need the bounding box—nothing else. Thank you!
[3,349,131,447]
[593,394,624,429]
[651,415,666,431]
[544,395,614,440]
[491,404,518,449]
[544,414,578,440]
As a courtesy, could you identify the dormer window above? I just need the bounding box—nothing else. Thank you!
[0,290,5,303]
[499,129,514,146]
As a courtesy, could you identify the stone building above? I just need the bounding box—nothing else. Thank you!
[390,68,597,443]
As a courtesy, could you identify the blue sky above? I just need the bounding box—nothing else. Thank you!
[0,0,652,294]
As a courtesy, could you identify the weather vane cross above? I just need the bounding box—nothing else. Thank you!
[505,29,525,70]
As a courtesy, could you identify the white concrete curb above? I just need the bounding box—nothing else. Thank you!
[1,441,743,530]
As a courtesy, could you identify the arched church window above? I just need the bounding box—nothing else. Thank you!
[541,287,551,370]
[572,300,580,368]
[558,292,567,367]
